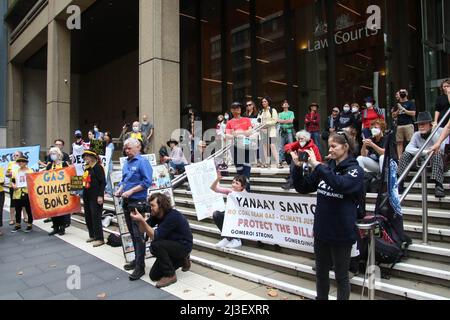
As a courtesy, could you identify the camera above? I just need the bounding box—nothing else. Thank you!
[299,152,309,162]
[128,201,150,216]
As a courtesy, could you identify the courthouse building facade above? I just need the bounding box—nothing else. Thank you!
[1,0,449,151]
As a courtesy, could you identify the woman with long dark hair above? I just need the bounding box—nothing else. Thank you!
[292,131,364,300]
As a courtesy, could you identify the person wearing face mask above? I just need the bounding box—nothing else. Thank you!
[357,119,386,174]
[93,124,104,140]
[46,147,70,236]
[336,104,355,131]
[391,89,416,158]
[361,97,384,134]
[5,151,23,226]
[398,112,446,198]
[292,131,364,300]
[121,121,147,152]
[282,131,322,190]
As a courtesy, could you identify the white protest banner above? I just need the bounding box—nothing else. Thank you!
[119,154,157,170]
[222,193,316,253]
[72,146,112,177]
[185,159,226,221]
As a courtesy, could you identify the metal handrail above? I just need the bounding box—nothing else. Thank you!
[171,122,266,188]
[397,107,450,186]
[396,107,450,244]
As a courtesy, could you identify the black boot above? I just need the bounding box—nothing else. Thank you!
[58,226,65,236]
[129,266,145,281]
[435,183,446,198]
[124,260,136,271]
[48,228,59,236]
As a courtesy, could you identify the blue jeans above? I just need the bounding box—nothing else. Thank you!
[279,131,294,162]
[310,131,321,154]
[233,146,251,192]
[169,161,186,173]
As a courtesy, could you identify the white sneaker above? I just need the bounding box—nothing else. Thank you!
[216,238,231,248]
[225,239,242,249]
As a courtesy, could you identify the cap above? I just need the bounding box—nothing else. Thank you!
[74,130,82,136]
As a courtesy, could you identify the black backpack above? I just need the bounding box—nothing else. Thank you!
[106,234,122,248]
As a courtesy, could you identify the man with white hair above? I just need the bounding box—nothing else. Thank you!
[114,138,153,280]
[282,131,322,190]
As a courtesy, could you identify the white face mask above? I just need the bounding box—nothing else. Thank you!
[371,128,381,137]
[366,103,373,108]
[300,141,307,148]
[50,154,58,162]
[343,107,350,113]
[224,114,230,120]
[133,127,139,133]
[352,108,359,114]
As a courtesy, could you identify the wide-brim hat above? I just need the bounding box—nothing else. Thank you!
[82,150,98,158]
[167,139,179,147]
[309,103,319,109]
[16,157,29,163]
[415,111,433,124]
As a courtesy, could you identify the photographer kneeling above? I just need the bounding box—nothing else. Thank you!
[130,193,193,288]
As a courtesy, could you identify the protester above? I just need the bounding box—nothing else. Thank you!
[104,132,115,196]
[52,139,71,163]
[82,149,106,246]
[243,101,261,167]
[6,151,22,226]
[434,79,450,128]
[282,131,322,190]
[87,130,96,142]
[141,115,154,153]
[0,166,4,236]
[164,139,189,174]
[337,104,355,131]
[305,103,321,151]
[131,193,193,288]
[93,124,104,140]
[278,100,295,168]
[361,97,384,135]
[226,102,253,190]
[211,173,247,248]
[324,107,340,141]
[72,130,89,154]
[114,138,153,281]
[257,97,280,168]
[357,119,386,174]
[292,131,364,300]
[11,156,34,233]
[391,89,416,158]
[120,122,146,152]
[46,147,71,236]
[244,101,259,119]
[398,112,446,198]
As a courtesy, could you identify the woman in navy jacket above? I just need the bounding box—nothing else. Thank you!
[292,131,364,300]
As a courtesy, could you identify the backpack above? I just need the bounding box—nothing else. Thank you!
[106,233,122,248]
[357,214,408,279]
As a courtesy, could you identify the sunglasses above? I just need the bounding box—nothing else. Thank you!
[246,104,253,107]
[336,131,350,144]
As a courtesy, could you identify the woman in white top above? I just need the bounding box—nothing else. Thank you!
[257,97,280,168]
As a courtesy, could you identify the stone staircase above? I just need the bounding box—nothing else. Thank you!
[75,163,450,300]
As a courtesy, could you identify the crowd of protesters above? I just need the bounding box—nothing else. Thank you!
[1,80,449,297]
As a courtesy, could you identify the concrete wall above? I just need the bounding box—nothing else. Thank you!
[80,50,138,138]
[22,68,46,148]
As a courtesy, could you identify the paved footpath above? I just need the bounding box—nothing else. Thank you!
[0,212,262,300]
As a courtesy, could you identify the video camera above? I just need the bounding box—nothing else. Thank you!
[128,201,150,216]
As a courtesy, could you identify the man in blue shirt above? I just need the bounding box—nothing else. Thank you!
[114,138,153,280]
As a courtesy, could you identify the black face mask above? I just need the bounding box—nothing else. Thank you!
[400,93,407,99]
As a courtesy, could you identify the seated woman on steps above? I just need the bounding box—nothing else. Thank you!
[210,173,247,249]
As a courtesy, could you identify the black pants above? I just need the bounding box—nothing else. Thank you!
[213,211,235,241]
[83,197,104,241]
[15,195,33,225]
[150,240,190,281]
[0,192,4,227]
[52,215,70,230]
[314,238,352,300]
[233,146,251,192]
[123,199,146,269]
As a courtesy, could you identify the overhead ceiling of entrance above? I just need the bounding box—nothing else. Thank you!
[72,0,139,74]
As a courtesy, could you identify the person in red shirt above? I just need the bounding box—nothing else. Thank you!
[361,97,384,138]
[282,130,322,190]
[226,102,254,191]
[305,103,322,150]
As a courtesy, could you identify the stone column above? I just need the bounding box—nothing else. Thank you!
[46,19,71,149]
[6,62,23,147]
[139,0,180,154]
